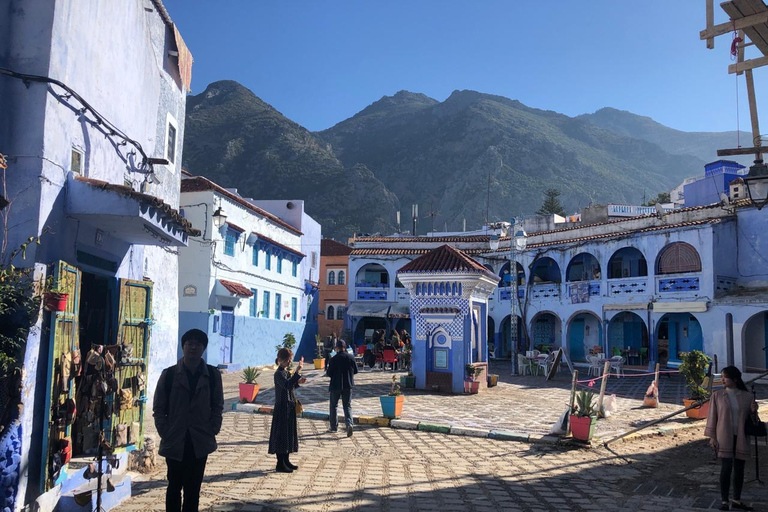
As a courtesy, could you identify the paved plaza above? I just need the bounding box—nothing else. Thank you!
[119,361,768,511]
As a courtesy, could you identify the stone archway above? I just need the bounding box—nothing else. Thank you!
[566,311,602,363]
[607,311,649,361]
[743,311,768,373]
[655,313,703,365]
[529,311,562,352]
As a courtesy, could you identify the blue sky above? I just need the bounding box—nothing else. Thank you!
[164,1,763,134]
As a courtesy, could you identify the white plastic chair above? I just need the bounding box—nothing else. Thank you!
[610,356,625,378]
[536,352,555,376]
[587,355,602,377]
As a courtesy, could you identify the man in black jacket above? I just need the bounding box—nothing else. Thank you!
[326,339,358,437]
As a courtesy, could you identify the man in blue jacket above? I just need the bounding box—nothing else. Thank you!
[326,339,358,437]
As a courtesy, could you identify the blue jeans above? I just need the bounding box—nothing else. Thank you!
[329,388,353,430]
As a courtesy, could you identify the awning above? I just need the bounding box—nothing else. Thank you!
[66,175,198,247]
[653,301,708,313]
[603,303,649,311]
[389,304,411,318]
[215,279,253,298]
[345,303,394,318]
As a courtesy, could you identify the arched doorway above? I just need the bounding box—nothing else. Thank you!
[566,312,602,363]
[608,247,648,279]
[530,257,561,284]
[566,253,601,282]
[655,313,703,365]
[743,311,768,373]
[499,314,524,359]
[487,316,496,357]
[607,311,648,359]
[530,312,562,352]
[499,261,525,288]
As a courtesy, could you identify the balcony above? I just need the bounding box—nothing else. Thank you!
[608,277,649,297]
[715,275,737,296]
[566,281,600,302]
[530,283,561,300]
[498,287,525,301]
[355,282,389,301]
[656,274,701,294]
[395,289,410,302]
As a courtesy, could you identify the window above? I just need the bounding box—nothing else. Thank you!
[656,242,702,274]
[336,306,344,320]
[328,271,336,285]
[224,228,238,256]
[338,270,345,285]
[71,148,84,175]
[165,114,178,166]
[311,251,318,269]
[252,245,259,266]
[250,289,258,317]
[221,306,234,337]
[275,293,282,319]
[291,297,297,322]
[292,260,298,277]
[277,256,283,274]
[262,291,270,317]
[327,305,335,319]
[265,251,272,270]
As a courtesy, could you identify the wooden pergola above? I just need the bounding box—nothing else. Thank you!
[702,0,768,160]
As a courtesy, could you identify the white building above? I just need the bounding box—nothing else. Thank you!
[179,175,319,368]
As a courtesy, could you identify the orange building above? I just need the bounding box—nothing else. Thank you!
[318,239,352,338]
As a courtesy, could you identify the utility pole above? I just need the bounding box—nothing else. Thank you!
[425,201,440,233]
[412,204,418,236]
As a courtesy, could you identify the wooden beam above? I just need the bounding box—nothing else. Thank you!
[728,55,768,73]
[745,69,763,158]
[717,146,762,156]
[700,10,768,40]
[738,30,746,75]
[706,0,715,48]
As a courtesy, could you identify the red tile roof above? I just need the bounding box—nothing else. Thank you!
[219,279,253,297]
[354,235,491,243]
[321,238,352,256]
[351,247,491,256]
[254,233,306,258]
[399,245,495,276]
[181,176,302,235]
[226,222,245,233]
[74,176,200,236]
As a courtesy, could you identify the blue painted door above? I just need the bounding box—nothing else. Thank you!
[570,319,585,362]
[220,307,234,364]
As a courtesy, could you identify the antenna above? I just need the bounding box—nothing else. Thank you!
[396,211,401,232]
[463,218,466,232]
[412,204,418,236]
[425,201,440,233]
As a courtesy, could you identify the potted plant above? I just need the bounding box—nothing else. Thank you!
[43,281,69,312]
[239,367,261,403]
[679,350,711,419]
[313,334,325,369]
[487,373,499,387]
[380,375,404,418]
[464,363,483,394]
[569,390,597,442]
[400,371,415,389]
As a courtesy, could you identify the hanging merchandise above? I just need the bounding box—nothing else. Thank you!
[118,389,133,411]
[70,349,82,377]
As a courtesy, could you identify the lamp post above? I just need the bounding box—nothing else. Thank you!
[509,220,527,375]
[212,205,227,229]
[744,159,768,210]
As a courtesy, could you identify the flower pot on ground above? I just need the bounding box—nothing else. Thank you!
[464,380,480,394]
[44,292,69,312]
[239,366,261,403]
[313,358,326,370]
[569,390,597,442]
[679,350,711,419]
[487,374,499,387]
[464,363,483,394]
[400,374,416,389]
[381,375,404,418]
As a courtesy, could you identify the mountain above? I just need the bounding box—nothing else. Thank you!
[182,81,398,238]
[317,89,703,230]
[182,82,738,239]
[578,107,752,165]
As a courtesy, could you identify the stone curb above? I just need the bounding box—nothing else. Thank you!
[231,403,697,447]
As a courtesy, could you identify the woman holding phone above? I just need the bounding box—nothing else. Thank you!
[268,349,306,473]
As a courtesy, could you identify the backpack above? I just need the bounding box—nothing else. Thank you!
[164,364,217,408]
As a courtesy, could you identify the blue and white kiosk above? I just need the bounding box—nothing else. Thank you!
[397,245,499,393]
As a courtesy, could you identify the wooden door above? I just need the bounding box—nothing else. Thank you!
[42,261,81,491]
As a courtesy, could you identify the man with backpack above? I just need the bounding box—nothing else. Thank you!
[154,329,224,512]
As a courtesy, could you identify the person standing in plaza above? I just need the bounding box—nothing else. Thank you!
[153,328,224,512]
[268,349,306,473]
[326,339,358,437]
[705,366,757,511]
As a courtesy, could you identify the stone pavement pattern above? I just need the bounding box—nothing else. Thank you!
[223,361,699,438]
[127,414,768,512]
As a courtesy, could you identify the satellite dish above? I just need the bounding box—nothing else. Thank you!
[655,203,665,216]
[719,192,731,205]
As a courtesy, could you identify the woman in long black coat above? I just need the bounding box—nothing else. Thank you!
[268,348,306,473]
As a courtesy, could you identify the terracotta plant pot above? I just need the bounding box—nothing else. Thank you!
[683,398,709,419]
[44,292,69,312]
[380,395,404,419]
[313,358,326,370]
[464,379,480,394]
[569,414,596,442]
[239,383,260,403]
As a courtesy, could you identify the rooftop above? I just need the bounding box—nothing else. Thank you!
[399,245,495,277]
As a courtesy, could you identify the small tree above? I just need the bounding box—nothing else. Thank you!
[643,192,671,206]
[275,332,297,353]
[536,188,566,217]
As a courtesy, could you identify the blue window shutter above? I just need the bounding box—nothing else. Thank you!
[265,251,271,270]
[291,297,297,321]
[292,260,298,277]
[250,289,258,317]
[277,256,283,273]
[275,293,282,319]
[252,246,259,266]
[224,229,236,256]
[263,291,270,317]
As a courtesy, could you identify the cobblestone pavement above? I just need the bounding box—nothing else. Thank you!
[127,416,768,512]
[221,361,725,438]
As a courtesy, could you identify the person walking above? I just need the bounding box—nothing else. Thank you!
[153,328,224,512]
[705,366,757,511]
[326,339,358,437]
[268,349,306,473]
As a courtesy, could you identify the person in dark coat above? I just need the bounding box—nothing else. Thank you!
[326,340,358,437]
[268,348,306,473]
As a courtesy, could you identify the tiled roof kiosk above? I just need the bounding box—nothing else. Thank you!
[398,245,500,393]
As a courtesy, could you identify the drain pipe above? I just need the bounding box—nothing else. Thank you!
[603,369,768,447]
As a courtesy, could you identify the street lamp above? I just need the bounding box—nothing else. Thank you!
[212,205,227,228]
[744,159,768,210]
[510,221,527,375]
